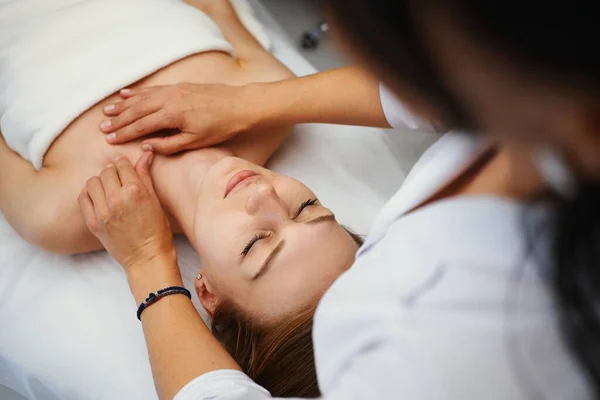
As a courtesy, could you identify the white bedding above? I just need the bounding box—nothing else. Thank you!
[0,2,431,399]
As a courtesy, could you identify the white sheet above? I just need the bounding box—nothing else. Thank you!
[0,2,432,399]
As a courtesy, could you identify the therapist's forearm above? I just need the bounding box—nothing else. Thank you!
[127,256,240,400]
[251,66,391,129]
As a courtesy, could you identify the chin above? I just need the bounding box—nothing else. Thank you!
[216,156,252,172]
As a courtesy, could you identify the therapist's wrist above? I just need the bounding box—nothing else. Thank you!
[242,81,282,131]
[126,251,185,304]
[244,79,305,130]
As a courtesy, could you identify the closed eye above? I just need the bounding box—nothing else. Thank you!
[294,198,318,218]
[241,232,269,256]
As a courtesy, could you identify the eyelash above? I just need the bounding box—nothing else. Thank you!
[241,232,269,256]
[240,198,319,257]
[295,198,318,218]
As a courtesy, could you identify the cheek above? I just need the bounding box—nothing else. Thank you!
[274,177,314,203]
[194,218,243,269]
[199,252,245,300]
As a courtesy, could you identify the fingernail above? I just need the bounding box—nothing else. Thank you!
[141,143,154,152]
[121,88,132,96]
[106,163,115,168]
[116,155,126,161]
[104,104,115,113]
[100,120,111,130]
[106,133,116,142]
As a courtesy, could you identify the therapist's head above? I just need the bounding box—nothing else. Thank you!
[328,1,600,180]
[327,0,600,392]
[192,156,361,324]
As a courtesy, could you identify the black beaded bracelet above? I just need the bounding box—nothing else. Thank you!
[137,286,192,320]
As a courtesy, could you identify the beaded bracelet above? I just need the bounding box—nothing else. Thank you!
[137,286,192,320]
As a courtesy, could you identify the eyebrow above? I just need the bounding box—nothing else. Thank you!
[251,214,336,280]
[306,214,336,225]
[252,239,286,281]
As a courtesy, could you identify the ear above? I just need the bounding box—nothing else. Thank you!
[194,272,219,319]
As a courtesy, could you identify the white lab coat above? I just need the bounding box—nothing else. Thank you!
[174,86,590,400]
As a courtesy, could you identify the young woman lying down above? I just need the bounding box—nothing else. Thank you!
[0,0,362,396]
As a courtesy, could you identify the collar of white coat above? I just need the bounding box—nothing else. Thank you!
[357,132,488,258]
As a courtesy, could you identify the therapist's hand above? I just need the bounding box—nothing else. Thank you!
[78,152,175,273]
[100,82,260,155]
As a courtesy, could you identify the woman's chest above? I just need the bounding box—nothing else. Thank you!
[44,90,144,179]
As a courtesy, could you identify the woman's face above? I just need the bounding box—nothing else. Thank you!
[192,157,359,324]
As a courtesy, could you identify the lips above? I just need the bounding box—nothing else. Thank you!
[224,170,258,198]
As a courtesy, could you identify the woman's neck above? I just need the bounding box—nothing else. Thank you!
[457,144,547,200]
[414,143,547,214]
[149,148,232,244]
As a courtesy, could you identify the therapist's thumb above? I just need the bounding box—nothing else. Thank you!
[134,150,156,192]
[141,133,196,156]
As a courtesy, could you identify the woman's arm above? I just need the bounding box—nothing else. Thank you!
[79,154,241,400]
[101,66,391,154]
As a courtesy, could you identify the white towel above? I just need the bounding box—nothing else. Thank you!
[0,0,269,170]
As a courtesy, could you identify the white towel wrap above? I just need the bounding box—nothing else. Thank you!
[0,0,266,170]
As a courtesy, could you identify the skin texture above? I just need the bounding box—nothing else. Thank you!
[100,66,390,154]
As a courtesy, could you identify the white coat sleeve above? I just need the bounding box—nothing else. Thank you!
[379,83,437,132]
[174,370,276,400]
[173,343,435,400]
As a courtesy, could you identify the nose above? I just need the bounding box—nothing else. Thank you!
[245,181,286,218]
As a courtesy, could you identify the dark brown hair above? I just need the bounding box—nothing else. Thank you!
[326,0,600,394]
[212,228,363,397]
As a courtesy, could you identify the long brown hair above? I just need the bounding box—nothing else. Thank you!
[212,228,364,397]
[212,304,319,397]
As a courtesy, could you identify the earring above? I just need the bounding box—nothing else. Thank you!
[196,273,202,281]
